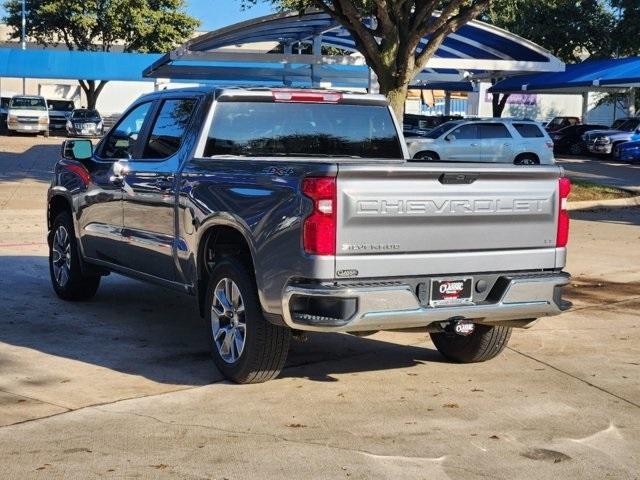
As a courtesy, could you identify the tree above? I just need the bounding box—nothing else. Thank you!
[244,0,491,119]
[486,0,616,116]
[3,0,199,109]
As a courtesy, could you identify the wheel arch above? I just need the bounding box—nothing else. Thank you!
[514,152,540,164]
[196,220,258,318]
[413,150,440,161]
[47,194,73,236]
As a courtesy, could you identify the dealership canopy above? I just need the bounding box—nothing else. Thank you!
[488,57,640,94]
[144,10,564,88]
[0,48,162,82]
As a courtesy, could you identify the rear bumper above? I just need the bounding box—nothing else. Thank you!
[282,272,571,332]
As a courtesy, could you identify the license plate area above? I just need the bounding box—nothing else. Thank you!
[430,278,473,307]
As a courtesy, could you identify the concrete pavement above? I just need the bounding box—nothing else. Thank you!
[0,136,639,479]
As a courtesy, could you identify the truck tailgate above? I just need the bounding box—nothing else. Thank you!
[335,163,564,278]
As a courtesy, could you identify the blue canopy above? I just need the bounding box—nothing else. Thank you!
[489,57,640,93]
[0,48,162,82]
[146,11,564,83]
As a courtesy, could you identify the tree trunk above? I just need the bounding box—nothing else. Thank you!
[379,78,409,126]
[492,92,510,117]
[78,80,109,110]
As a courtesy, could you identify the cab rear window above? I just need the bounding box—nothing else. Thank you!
[514,123,545,138]
[204,102,403,159]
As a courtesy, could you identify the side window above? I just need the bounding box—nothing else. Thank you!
[450,124,478,140]
[143,98,197,159]
[101,102,152,160]
[514,123,545,138]
[479,123,512,139]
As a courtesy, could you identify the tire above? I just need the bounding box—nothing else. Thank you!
[430,324,512,363]
[205,258,291,384]
[568,142,583,155]
[49,211,100,301]
[514,155,540,165]
[413,151,439,161]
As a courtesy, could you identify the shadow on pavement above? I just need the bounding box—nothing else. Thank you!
[0,255,440,386]
[0,143,61,183]
[571,205,640,226]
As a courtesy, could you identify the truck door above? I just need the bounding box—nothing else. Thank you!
[79,101,153,266]
[120,97,199,282]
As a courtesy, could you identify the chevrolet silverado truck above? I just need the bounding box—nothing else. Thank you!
[47,87,572,384]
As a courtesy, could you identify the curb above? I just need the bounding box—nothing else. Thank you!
[568,196,640,211]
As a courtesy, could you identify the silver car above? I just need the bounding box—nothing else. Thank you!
[407,119,555,165]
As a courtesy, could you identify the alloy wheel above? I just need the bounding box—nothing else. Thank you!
[51,226,72,288]
[211,277,247,364]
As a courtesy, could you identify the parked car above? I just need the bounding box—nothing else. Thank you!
[406,118,554,164]
[0,96,10,133]
[47,86,571,384]
[545,116,580,132]
[616,140,640,163]
[47,99,76,134]
[403,114,462,137]
[6,95,49,136]
[66,108,104,137]
[550,124,608,155]
[582,117,640,157]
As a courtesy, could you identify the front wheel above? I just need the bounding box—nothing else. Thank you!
[49,212,100,300]
[205,258,291,384]
[430,324,512,363]
[568,142,583,155]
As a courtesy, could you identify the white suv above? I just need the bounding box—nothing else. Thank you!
[406,119,555,164]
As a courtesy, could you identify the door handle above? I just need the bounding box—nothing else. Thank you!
[470,143,479,147]
[503,143,511,147]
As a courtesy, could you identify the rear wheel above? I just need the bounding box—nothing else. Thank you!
[49,212,100,301]
[568,142,583,155]
[430,324,512,363]
[205,258,291,384]
[514,154,540,165]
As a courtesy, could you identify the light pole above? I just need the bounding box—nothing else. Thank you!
[21,0,26,94]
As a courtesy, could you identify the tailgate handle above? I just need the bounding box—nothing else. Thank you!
[439,173,478,185]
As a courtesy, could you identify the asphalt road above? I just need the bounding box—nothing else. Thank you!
[557,155,640,192]
[1,136,639,479]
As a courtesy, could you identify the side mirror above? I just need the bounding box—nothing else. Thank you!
[445,134,456,142]
[61,139,93,161]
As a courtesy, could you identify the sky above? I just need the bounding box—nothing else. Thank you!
[0,0,277,32]
[192,0,276,30]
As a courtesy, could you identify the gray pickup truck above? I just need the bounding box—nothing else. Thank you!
[47,87,572,383]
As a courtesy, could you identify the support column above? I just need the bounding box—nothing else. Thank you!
[581,92,589,123]
[627,88,636,117]
[367,69,379,94]
[283,43,293,87]
[311,36,323,87]
[444,91,452,115]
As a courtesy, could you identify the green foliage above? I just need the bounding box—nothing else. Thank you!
[486,0,640,63]
[610,0,640,56]
[3,0,200,53]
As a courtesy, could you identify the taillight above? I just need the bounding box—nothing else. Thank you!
[302,176,336,255]
[557,177,571,247]
[273,89,342,104]
[63,163,91,187]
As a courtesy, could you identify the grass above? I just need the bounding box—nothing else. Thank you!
[569,180,634,202]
